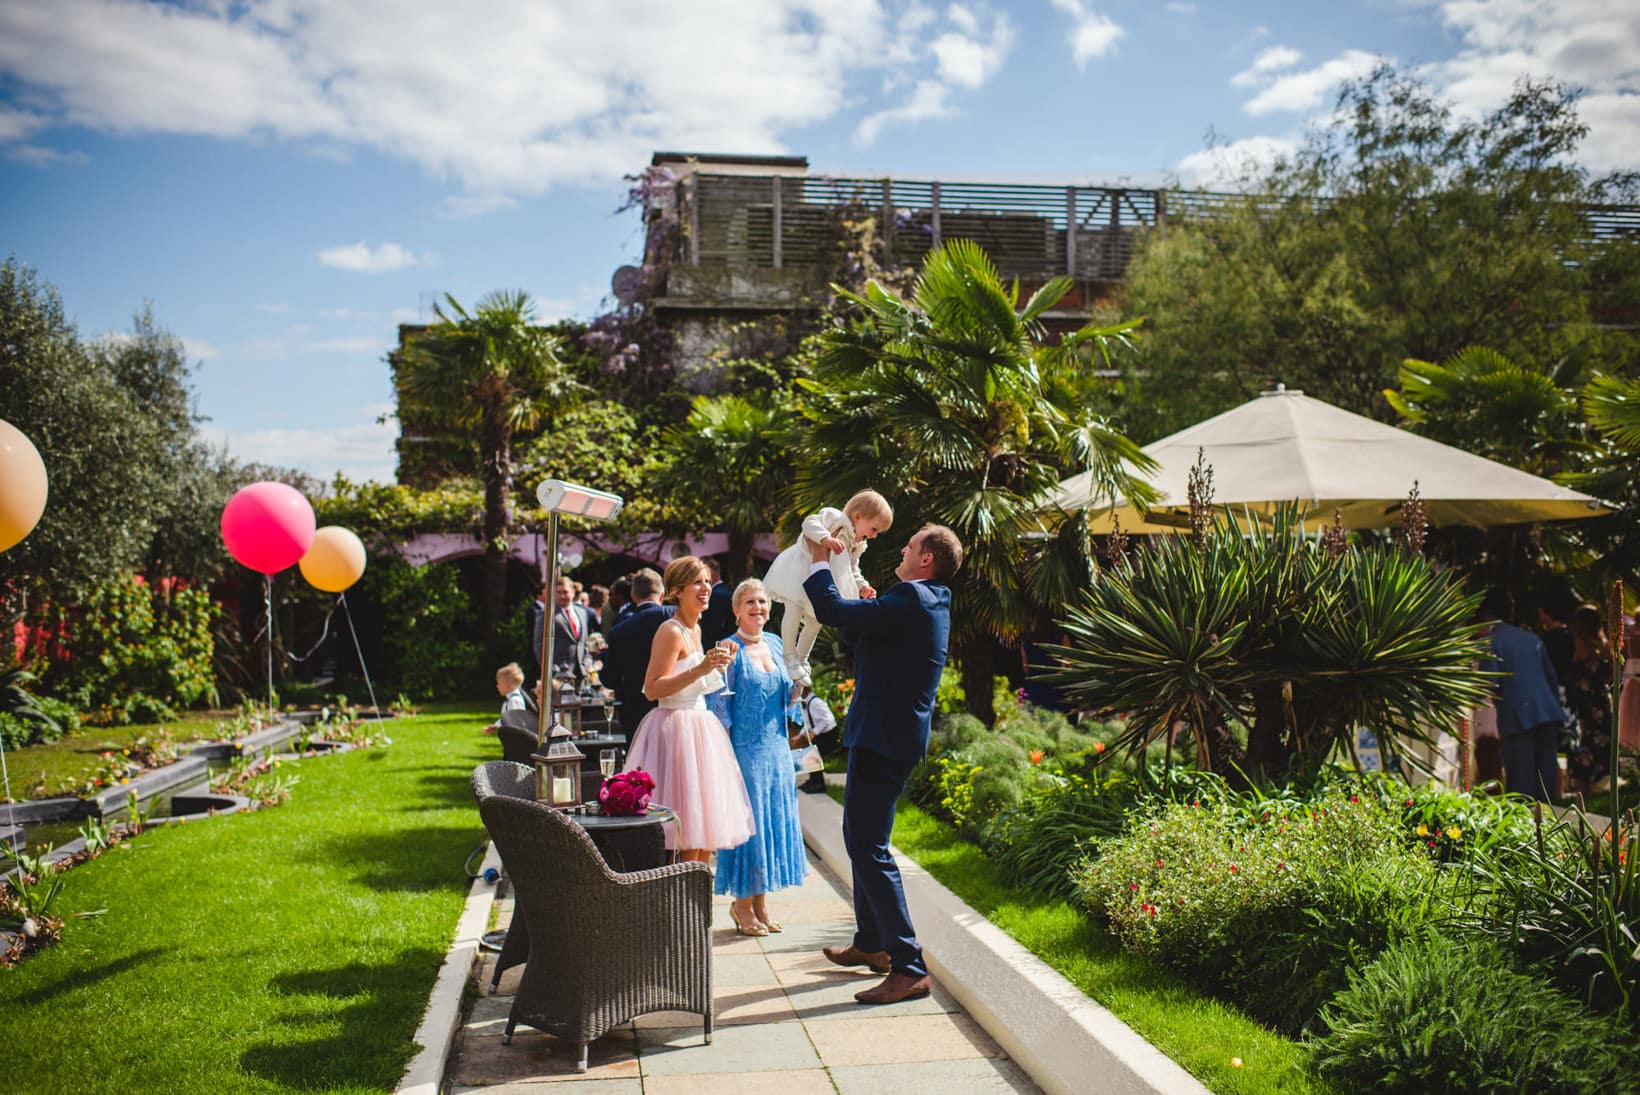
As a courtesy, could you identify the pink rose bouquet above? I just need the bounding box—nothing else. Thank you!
[599,769,656,816]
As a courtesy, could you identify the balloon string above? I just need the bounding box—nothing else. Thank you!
[339,594,383,726]
[264,574,275,712]
[286,596,340,663]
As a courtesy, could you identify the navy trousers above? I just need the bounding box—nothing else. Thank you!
[842,746,925,978]
[1500,721,1561,803]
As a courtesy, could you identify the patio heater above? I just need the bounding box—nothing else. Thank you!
[534,479,624,746]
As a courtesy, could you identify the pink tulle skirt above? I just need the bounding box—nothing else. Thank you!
[624,706,755,851]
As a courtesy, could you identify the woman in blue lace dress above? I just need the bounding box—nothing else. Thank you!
[709,579,808,935]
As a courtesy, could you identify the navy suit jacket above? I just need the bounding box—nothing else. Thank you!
[603,601,676,730]
[803,570,951,765]
[1484,621,1569,737]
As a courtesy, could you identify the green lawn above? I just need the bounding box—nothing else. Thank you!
[1,702,495,1094]
[868,794,1336,1095]
[3,710,242,799]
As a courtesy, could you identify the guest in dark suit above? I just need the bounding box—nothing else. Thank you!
[603,567,674,739]
[540,575,597,683]
[525,583,548,677]
[700,557,735,646]
[804,524,961,1005]
[1481,589,1569,803]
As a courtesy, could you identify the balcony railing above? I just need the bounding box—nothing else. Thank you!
[672,173,1640,285]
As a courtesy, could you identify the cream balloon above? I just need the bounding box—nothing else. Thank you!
[298,526,368,592]
[0,419,48,553]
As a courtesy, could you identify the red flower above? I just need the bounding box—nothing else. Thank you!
[1029,749,1045,765]
[1156,859,1164,868]
[1228,864,1238,873]
[1348,796,1360,804]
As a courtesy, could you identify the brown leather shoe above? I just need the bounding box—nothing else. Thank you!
[822,945,891,975]
[854,972,932,1005]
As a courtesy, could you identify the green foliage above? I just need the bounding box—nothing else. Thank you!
[1451,809,1640,1021]
[1050,508,1492,779]
[989,767,1142,899]
[364,557,484,700]
[49,575,217,725]
[314,476,484,540]
[1311,935,1628,1094]
[0,669,78,749]
[1123,69,1635,442]
[1075,789,1442,1034]
[798,238,1152,722]
[658,393,795,580]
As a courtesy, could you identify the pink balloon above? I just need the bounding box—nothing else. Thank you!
[221,481,316,574]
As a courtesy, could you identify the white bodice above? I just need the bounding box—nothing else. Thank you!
[657,651,712,710]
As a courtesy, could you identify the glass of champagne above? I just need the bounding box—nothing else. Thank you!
[715,639,737,696]
[600,749,618,780]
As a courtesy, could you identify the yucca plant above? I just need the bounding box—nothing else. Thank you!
[1049,506,1491,781]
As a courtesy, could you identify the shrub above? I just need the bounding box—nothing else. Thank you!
[0,692,79,750]
[1311,935,1628,1094]
[1074,788,1442,1033]
[366,558,484,699]
[49,575,217,724]
[1452,808,1640,1021]
[988,768,1142,898]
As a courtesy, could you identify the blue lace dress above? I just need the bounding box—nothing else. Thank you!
[709,633,808,898]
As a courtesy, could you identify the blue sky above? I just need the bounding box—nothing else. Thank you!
[2,0,1634,483]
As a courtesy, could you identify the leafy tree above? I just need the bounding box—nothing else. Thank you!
[1123,68,1637,441]
[0,262,180,612]
[657,394,795,581]
[796,239,1154,723]
[392,291,583,659]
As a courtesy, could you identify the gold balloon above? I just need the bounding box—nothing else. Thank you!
[0,419,48,553]
[298,526,367,592]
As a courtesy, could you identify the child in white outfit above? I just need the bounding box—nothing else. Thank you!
[762,490,893,686]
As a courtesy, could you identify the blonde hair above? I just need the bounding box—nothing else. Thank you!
[845,489,893,525]
[496,662,525,689]
[732,578,769,610]
[662,556,708,603]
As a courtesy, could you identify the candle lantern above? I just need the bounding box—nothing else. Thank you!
[532,717,585,810]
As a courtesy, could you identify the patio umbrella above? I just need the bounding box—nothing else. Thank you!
[1051,386,1610,531]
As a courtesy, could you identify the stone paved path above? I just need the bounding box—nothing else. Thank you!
[448,850,1040,1093]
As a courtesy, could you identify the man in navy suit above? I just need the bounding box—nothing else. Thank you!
[804,524,962,1005]
[602,567,674,743]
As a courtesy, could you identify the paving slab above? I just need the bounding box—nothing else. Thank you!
[441,846,1047,1093]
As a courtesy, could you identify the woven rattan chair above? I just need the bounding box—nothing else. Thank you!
[478,792,713,1071]
[471,761,538,990]
[497,722,540,766]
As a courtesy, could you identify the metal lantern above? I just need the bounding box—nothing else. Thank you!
[532,717,586,810]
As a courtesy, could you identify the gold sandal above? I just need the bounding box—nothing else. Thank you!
[730,903,768,937]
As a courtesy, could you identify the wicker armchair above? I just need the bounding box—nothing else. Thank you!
[497,721,540,766]
[471,761,538,991]
[477,792,713,1071]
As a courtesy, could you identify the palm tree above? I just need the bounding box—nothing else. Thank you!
[658,394,794,582]
[796,239,1154,723]
[393,291,582,657]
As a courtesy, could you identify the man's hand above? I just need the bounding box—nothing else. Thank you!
[808,537,831,563]
[859,583,876,599]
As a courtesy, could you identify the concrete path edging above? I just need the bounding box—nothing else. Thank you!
[397,841,501,1095]
[798,784,1208,1095]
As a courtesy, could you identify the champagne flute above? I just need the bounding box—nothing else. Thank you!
[715,639,737,696]
[599,749,618,780]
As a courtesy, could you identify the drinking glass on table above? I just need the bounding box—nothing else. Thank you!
[600,749,618,780]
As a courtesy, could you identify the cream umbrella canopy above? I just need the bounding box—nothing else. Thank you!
[1051,386,1610,531]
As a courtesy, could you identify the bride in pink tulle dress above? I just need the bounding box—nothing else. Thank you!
[622,555,755,862]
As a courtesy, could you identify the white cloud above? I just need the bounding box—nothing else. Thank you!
[0,0,1003,202]
[182,337,221,362]
[316,241,426,274]
[6,144,89,167]
[307,336,384,353]
[1420,0,1640,173]
[1048,0,1124,67]
[856,80,952,146]
[1165,2,1195,14]
[1232,46,1303,88]
[1174,134,1301,189]
[0,106,46,142]
[215,413,398,483]
[1239,49,1384,116]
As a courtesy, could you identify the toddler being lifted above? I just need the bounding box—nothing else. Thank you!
[762,490,893,686]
